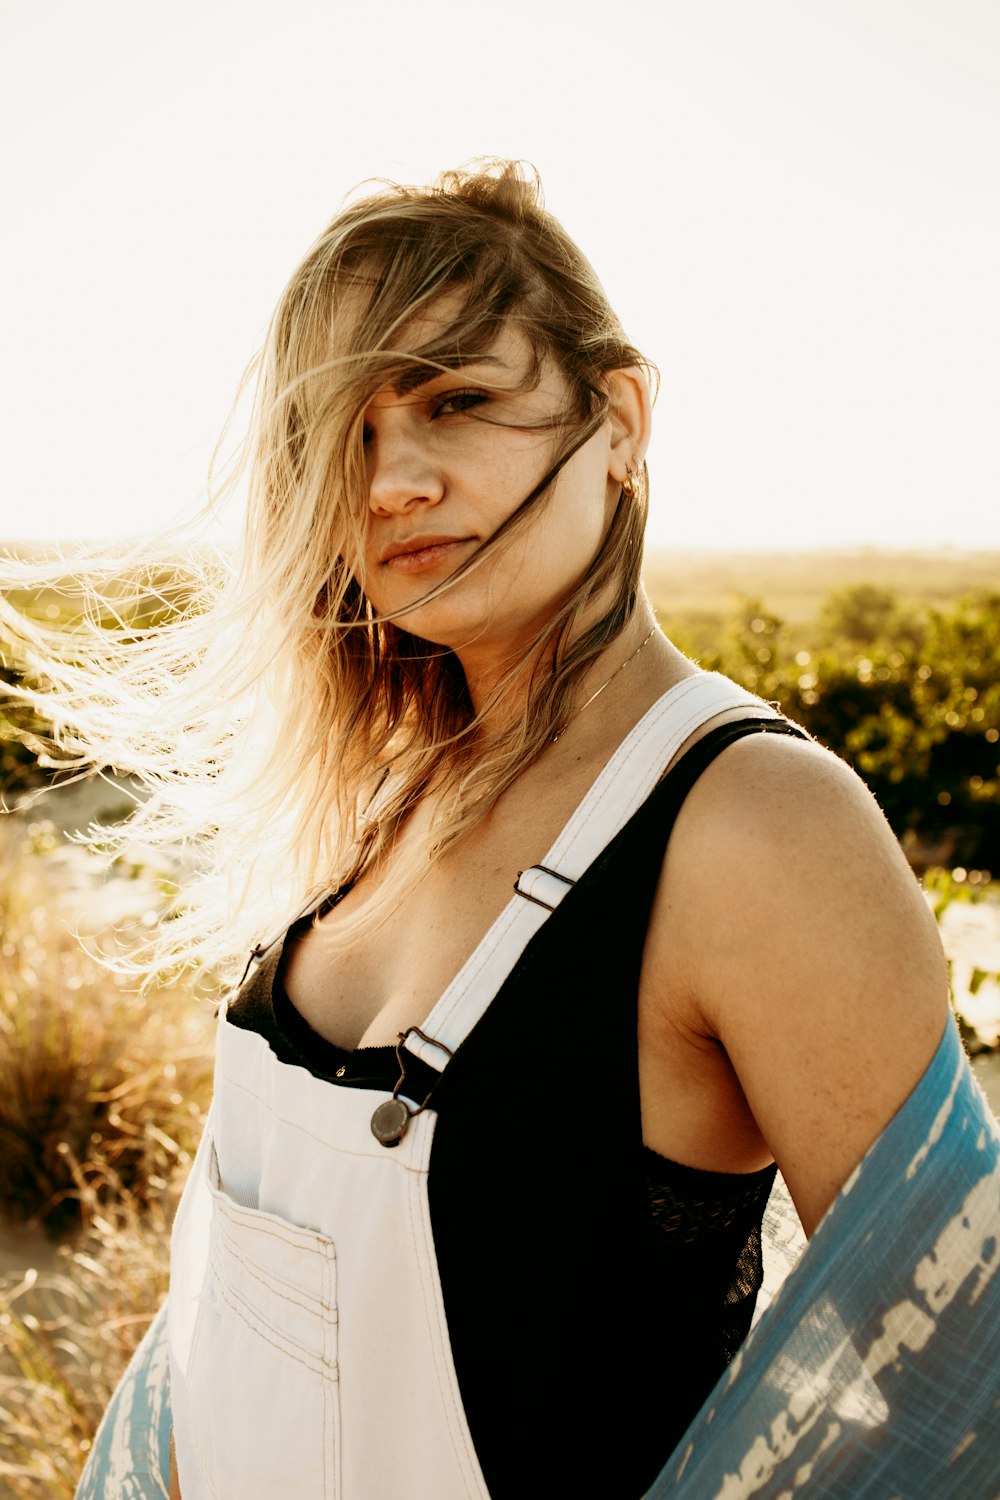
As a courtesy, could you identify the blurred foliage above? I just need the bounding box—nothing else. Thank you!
[922,864,999,919]
[656,584,1000,873]
[1,563,201,805]
[0,666,50,801]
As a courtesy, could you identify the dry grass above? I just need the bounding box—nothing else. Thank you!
[0,829,213,1234]
[0,1159,182,1498]
[0,824,214,1497]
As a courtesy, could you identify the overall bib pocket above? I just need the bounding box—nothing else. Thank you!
[180,1140,341,1500]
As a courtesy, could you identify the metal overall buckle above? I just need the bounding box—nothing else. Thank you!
[370,1026,453,1148]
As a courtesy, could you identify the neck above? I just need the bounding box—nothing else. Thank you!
[453,602,667,734]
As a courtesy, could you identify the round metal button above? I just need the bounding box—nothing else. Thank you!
[370,1097,411,1147]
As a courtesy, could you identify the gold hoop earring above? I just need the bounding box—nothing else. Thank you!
[622,464,639,501]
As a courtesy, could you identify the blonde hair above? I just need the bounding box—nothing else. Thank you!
[1,160,656,984]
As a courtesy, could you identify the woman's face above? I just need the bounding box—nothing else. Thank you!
[358,313,621,658]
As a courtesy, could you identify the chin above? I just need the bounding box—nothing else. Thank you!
[380,600,472,646]
[379,579,555,659]
[376,584,497,648]
[403,620,491,655]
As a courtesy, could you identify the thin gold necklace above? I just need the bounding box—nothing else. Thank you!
[550,623,658,743]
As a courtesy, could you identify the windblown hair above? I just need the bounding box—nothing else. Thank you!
[0,160,656,984]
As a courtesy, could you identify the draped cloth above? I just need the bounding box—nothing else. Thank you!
[76,1018,1000,1499]
[75,1297,171,1500]
[649,1016,1000,1499]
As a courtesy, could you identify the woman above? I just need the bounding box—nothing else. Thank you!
[30,160,994,1497]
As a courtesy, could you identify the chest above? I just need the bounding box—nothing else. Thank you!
[281,756,600,1051]
[265,702,780,1176]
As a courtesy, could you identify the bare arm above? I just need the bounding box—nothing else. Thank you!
[642,732,949,1236]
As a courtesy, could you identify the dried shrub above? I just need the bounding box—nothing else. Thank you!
[0,827,214,1234]
[0,1154,185,1498]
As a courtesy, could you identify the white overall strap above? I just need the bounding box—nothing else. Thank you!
[404,671,779,1069]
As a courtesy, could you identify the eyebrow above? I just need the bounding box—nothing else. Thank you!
[392,355,509,398]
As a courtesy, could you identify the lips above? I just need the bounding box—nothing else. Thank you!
[379,533,475,569]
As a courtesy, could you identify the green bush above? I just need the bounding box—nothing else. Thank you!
[671,588,1000,872]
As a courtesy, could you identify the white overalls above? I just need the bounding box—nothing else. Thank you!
[167,674,781,1499]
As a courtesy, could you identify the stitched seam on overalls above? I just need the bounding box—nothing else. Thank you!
[210,1234,332,1362]
[438,682,755,1012]
[180,1249,225,1500]
[397,689,713,1040]
[209,1138,343,1246]
[214,1189,330,1243]
[553,677,706,849]
[543,676,710,866]
[188,1417,223,1500]
[405,1139,488,1497]
[209,1244,335,1375]
[322,1244,337,1500]
[557,688,772,867]
[211,1180,339,1241]
[212,1174,331,1247]
[216,1069,428,1168]
[215,1219,337,1321]
[426,681,770,1034]
[558,683,770,864]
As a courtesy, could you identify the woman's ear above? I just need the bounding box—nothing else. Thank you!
[603,367,652,485]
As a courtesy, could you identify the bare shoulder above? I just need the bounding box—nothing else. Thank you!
[663,728,942,966]
[647,726,950,1233]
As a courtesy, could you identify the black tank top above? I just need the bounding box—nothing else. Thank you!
[227,715,807,1497]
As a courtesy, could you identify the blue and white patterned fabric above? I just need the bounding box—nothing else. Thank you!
[650,1015,1000,1498]
[77,1018,1000,1498]
[76,1299,172,1500]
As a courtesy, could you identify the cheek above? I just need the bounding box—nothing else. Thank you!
[545,470,611,564]
[493,517,591,608]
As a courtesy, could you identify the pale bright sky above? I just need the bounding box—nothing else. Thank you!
[2,0,998,550]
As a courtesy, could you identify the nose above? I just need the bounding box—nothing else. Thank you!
[366,425,445,518]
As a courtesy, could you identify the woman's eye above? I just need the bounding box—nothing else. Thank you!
[432,390,488,419]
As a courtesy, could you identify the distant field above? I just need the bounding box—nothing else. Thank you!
[643,547,1000,627]
[3,544,998,633]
